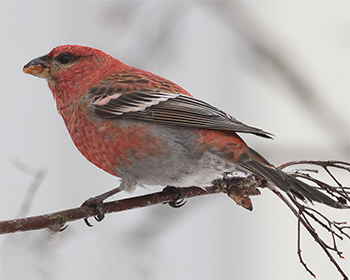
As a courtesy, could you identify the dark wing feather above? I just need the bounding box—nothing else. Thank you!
[88,87,273,139]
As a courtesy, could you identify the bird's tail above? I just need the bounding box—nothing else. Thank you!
[238,148,347,209]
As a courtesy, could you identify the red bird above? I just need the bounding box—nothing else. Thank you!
[23,45,345,218]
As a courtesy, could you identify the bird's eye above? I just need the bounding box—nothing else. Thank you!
[58,54,72,64]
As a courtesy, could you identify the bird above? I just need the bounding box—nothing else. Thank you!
[23,45,346,221]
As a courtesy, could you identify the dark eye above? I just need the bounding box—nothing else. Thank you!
[58,54,72,64]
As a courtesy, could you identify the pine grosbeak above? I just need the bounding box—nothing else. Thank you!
[23,45,345,217]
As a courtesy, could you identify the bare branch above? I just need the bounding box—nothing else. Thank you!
[0,173,259,234]
[274,160,350,280]
[0,160,348,279]
[279,160,350,204]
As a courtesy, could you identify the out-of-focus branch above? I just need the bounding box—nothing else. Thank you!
[11,159,47,218]
[209,2,349,155]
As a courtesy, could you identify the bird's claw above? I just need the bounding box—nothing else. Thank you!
[163,186,187,208]
[81,197,107,227]
[48,223,68,232]
[59,224,69,232]
[169,198,186,208]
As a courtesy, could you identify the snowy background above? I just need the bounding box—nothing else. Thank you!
[1,1,349,280]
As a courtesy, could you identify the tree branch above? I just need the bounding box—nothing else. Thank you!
[0,160,349,279]
[0,173,262,234]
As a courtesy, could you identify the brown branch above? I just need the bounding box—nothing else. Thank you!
[0,174,261,234]
[1,160,349,279]
[297,208,316,278]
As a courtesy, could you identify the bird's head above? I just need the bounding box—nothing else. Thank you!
[23,45,119,82]
[23,45,125,111]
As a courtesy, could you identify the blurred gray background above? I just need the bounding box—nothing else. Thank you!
[1,1,349,280]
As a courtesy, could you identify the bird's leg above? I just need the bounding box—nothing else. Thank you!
[162,186,187,208]
[81,187,122,226]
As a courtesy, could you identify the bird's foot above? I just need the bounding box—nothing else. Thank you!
[81,187,122,226]
[81,196,107,227]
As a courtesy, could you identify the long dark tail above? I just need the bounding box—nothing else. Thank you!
[238,148,346,209]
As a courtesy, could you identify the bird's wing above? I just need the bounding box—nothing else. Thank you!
[87,86,273,139]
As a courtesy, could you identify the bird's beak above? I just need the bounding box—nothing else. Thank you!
[23,55,51,78]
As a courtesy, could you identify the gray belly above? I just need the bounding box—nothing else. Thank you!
[114,124,237,191]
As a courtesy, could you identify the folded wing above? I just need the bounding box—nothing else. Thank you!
[88,87,273,139]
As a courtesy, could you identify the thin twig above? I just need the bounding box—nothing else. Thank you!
[274,160,350,279]
[297,207,316,278]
